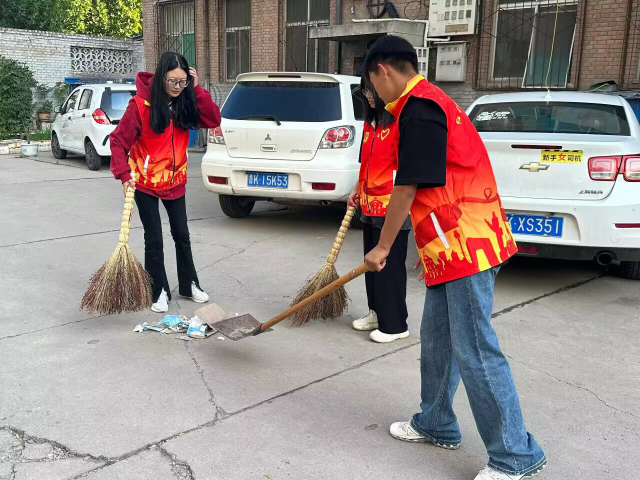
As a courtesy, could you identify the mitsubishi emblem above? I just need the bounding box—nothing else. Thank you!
[265,133,272,142]
[520,162,549,172]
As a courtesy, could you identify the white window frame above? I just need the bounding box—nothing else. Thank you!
[490,0,578,87]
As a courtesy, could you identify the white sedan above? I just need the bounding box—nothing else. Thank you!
[467,91,640,279]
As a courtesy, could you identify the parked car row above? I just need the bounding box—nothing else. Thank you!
[52,77,640,279]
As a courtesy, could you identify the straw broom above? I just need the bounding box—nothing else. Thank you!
[288,205,356,326]
[81,172,152,315]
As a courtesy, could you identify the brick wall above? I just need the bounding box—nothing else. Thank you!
[0,28,145,86]
[142,0,158,73]
[251,0,280,72]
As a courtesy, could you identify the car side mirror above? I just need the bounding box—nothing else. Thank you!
[54,105,61,113]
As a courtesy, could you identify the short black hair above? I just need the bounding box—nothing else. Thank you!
[363,35,419,76]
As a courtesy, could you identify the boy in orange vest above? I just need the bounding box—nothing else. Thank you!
[363,36,546,480]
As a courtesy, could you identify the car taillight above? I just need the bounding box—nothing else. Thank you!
[622,155,640,181]
[92,109,110,125]
[320,126,355,149]
[588,156,620,181]
[209,126,225,144]
[312,182,336,191]
[208,176,228,185]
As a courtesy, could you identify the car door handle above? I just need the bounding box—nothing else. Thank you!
[82,113,86,118]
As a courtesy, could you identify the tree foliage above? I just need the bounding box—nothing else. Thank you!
[0,55,36,139]
[0,0,142,38]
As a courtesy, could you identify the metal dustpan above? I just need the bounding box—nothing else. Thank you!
[212,264,368,341]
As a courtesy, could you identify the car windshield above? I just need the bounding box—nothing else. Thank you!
[101,90,136,121]
[469,101,630,136]
[222,81,342,122]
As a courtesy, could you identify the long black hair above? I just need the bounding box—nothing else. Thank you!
[361,77,394,127]
[149,52,200,134]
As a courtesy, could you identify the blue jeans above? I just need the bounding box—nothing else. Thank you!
[411,267,546,476]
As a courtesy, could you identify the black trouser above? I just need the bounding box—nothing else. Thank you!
[363,223,409,334]
[135,190,200,302]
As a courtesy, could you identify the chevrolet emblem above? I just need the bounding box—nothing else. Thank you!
[520,162,549,172]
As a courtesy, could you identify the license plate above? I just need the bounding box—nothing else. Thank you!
[541,150,583,163]
[247,172,289,189]
[507,214,563,238]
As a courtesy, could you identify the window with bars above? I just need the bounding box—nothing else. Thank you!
[285,0,330,73]
[158,1,196,66]
[226,0,251,81]
[492,0,578,88]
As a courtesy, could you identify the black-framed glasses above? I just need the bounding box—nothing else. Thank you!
[164,77,189,89]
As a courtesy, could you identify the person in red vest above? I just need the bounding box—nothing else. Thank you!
[110,52,221,313]
[348,78,411,343]
[362,36,546,480]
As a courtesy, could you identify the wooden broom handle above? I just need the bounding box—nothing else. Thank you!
[261,263,369,332]
[118,170,136,245]
[327,205,356,265]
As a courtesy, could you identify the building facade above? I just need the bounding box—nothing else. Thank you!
[142,0,640,108]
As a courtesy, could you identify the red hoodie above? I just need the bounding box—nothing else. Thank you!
[110,72,221,199]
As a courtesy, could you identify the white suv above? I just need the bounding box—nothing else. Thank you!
[51,83,137,170]
[467,91,640,279]
[201,72,364,219]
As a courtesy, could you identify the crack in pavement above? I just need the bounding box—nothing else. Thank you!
[158,446,196,480]
[184,342,228,420]
[506,354,640,424]
[0,315,107,342]
[491,273,606,319]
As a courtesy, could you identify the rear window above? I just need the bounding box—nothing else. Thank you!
[101,90,136,120]
[469,102,630,136]
[222,81,342,122]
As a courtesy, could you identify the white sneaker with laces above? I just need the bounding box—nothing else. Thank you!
[352,310,379,331]
[151,289,169,313]
[189,282,209,303]
[389,422,460,450]
[369,329,410,343]
[474,463,547,480]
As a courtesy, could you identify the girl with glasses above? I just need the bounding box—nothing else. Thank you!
[110,52,221,313]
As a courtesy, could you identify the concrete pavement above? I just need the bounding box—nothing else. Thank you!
[0,151,638,479]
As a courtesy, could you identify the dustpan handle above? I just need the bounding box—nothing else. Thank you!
[261,263,369,332]
[327,205,356,265]
[118,170,136,245]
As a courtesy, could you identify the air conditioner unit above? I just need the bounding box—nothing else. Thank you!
[415,47,429,78]
[428,0,478,37]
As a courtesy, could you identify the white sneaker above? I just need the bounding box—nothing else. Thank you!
[389,422,460,450]
[151,289,169,313]
[352,310,379,331]
[474,463,546,480]
[369,329,410,343]
[189,282,209,303]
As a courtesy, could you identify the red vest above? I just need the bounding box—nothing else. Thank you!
[387,76,517,286]
[128,96,190,191]
[358,119,399,216]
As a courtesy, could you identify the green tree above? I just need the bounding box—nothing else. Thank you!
[0,56,36,139]
[0,0,142,37]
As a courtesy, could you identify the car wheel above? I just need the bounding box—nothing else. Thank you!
[350,207,364,229]
[51,133,67,159]
[219,195,255,218]
[618,261,640,280]
[85,140,102,171]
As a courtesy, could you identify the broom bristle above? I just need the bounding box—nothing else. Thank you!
[81,244,152,315]
[288,263,349,327]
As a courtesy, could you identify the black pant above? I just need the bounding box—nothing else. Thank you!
[363,224,409,334]
[135,190,200,302]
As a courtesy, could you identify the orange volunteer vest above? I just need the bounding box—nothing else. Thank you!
[358,119,399,216]
[128,96,190,191]
[387,76,517,286]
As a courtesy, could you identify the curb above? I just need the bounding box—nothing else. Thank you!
[0,141,51,156]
